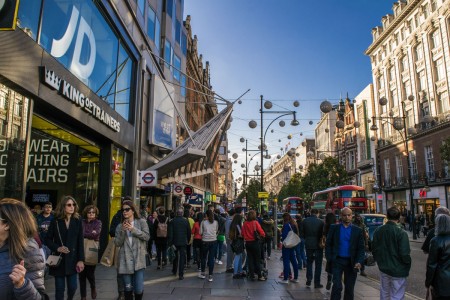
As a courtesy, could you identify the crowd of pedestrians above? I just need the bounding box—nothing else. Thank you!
[2,195,450,300]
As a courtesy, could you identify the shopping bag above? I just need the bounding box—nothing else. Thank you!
[84,238,99,265]
[100,238,116,267]
[364,251,375,266]
[282,230,301,248]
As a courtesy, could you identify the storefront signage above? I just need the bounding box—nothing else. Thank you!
[0,0,19,30]
[27,135,70,183]
[42,67,121,132]
[173,184,184,196]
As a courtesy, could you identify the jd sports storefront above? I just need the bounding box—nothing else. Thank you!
[0,0,138,240]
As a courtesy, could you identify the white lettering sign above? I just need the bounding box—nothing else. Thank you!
[43,67,121,132]
[27,138,70,183]
[50,6,96,80]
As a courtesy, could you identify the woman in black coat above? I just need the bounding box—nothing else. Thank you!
[46,196,85,300]
[425,214,450,300]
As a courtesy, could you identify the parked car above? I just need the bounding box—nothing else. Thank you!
[360,213,387,250]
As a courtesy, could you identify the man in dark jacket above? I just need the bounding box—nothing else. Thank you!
[372,207,411,300]
[325,208,365,300]
[300,208,324,288]
[261,213,275,259]
[168,208,191,280]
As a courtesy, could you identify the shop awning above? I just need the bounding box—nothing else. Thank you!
[148,104,233,179]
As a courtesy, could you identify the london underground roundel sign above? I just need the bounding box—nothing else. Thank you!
[183,186,193,196]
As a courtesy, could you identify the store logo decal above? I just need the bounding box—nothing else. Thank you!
[50,6,96,80]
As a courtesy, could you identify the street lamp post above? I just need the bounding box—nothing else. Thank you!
[248,95,299,212]
[370,98,419,240]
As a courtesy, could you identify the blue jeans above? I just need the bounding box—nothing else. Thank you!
[295,240,307,269]
[55,274,77,300]
[282,247,298,280]
[306,248,323,285]
[331,257,358,300]
[201,241,217,275]
[122,268,145,294]
[233,253,242,275]
[216,240,224,261]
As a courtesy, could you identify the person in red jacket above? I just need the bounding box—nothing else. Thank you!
[241,210,266,281]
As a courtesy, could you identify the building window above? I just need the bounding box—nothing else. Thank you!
[382,122,390,140]
[402,56,409,71]
[437,92,449,114]
[425,145,435,178]
[403,80,411,99]
[166,0,174,17]
[164,40,172,71]
[384,158,391,183]
[0,90,6,109]
[348,151,355,170]
[147,6,156,42]
[409,150,418,178]
[389,67,395,82]
[405,108,414,130]
[155,15,161,52]
[181,32,187,56]
[418,70,426,91]
[173,54,181,82]
[395,154,404,179]
[137,0,145,15]
[175,19,181,45]
[434,58,445,81]
[378,74,385,90]
[415,44,424,60]
[180,75,186,97]
[12,125,20,139]
[14,100,21,117]
[0,119,6,136]
[431,30,441,49]
[219,146,226,155]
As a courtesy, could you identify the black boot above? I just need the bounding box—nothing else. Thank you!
[134,293,143,300]
[124,291,133,300]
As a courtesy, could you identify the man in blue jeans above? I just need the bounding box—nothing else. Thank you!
[300,208,324,288]
[325,208,365,300]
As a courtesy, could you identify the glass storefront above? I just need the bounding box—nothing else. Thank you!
[417,198,440,226]
[0,83,30,200]
[17,0,135,121]
[26,115,100,212]
[109,145,128,224]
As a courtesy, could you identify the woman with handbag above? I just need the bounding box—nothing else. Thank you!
[191,212,203,272]
[241,210,266,281]
[278,212,299,284]
[46,196,85,300]
[0,198,47,299]
[79,205,102,300]
[229,213,245,279]
[425,214,450,300]
[114,200,150,300]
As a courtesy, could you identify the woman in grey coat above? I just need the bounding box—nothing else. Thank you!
[114,200,150,300]
[0,198,46,300]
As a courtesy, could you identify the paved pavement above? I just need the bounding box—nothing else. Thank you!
[44,247,425,300]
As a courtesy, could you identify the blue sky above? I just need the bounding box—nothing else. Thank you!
[183,1,395,180]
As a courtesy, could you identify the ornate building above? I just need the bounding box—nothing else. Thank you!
[365,0,450,214]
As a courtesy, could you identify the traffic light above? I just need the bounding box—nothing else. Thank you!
[0,0,20,31]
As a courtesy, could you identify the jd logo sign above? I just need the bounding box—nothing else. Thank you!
[0,0,19,30]
[50,6,96,80]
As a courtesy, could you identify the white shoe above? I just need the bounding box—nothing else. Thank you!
[217,260,223,265]
[208,275,213,282]
[198,272,206,279]
[279,279,289,284]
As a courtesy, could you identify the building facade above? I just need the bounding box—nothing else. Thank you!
[366,0,450,216]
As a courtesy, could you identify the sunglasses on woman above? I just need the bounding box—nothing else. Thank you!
[122,207,132,212]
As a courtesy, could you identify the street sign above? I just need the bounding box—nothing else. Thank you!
[258,192,269,198]
[137,170,157,187]
[173,184,184,196]
[183,186,193,196]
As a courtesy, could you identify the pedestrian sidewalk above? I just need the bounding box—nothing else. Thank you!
[44,249,423,300]
[406,229,426,244]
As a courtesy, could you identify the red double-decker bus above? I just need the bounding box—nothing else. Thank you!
[311,185,368,214]
[282,197,305,216]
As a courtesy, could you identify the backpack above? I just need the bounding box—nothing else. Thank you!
[156,218,168,238]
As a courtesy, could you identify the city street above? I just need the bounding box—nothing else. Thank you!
[363,231,427,299]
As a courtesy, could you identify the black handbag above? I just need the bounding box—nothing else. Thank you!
[253,222,261,242]
[364,251,375,266]
[231,238,245,254]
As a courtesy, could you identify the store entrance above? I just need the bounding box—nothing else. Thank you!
[26,115,100,212]
[416,198,440,226]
